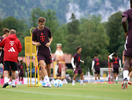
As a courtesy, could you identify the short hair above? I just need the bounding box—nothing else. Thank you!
[76,46,81,51]
[131,0,132,4]
[3,28,10,35]
[20,60,23,63]
[94,54,98,57]
[113,53,117,57]
[10,29,16,34]
[38,17,46,23]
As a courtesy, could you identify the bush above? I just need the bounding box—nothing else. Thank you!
[66,69,74,78]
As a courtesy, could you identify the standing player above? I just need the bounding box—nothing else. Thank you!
[122,0,132,89]
[0,29,22,88]
[91,54,100,83]
[0,28,10,64]
[32,17,53,87]
[71,46,85,85]
[109,53,121,84]
[18,60,24,85]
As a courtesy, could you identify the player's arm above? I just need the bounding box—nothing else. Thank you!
[71,57,76,69]
[45,36,53,47]
[18,40,22,53]
[91,61,95,71]
[122,17,128,39]
[32,30,41,46]
[80,60,84,63]
[122,50,125,64]
[119,59,122,69]
[109,53,114,59]
[0,38,6,47]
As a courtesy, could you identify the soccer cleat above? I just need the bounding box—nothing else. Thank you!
[121,78,128,89]
[115,80,118,84]
[72,83,75,85]
[80,83,85,85]
[128,81,132,85]
[2,82,9,88]
[12,85,16,88]
[42,82,51,87]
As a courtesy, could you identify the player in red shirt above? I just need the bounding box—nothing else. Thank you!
[0,29,22,88]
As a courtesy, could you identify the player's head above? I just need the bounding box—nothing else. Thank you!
[3,28,10,36]
[130,0,132,8]
[38,17,46,29]
[76,46,82,53]
[113,53,117,58]
[20,60,23,64]
[9,29,16,34]
[57,60,59,63]
[94,54,98,58]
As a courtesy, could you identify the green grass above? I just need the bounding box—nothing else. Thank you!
[0,83,132,100]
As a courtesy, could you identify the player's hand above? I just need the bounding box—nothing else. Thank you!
[82,61,84,63]
[122,60,125,65]
[120,68,122,71]
[91,69,93,72]
[45,42,50,47]
[36,42,41,46]
[125,32,128,39]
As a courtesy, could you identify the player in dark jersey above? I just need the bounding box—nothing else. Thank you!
[109,53,121,84]
[71,46,85,85]
[32,17,53,87]
[122,0,132,89]
[0,28,10,64]
[18,60,24,85]
[91,54,100,83]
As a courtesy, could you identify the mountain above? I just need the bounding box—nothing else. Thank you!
[0,0,130,23]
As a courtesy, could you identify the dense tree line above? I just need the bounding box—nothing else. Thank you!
[0,8,125,71]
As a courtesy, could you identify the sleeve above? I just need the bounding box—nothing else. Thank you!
[119,59,122,68]
[18,40,22,53]
[71,57,76,69]
[109,53,114,59]
[32,30,37,41]
[122,11,128,18]
[0,38,6,47]
[48,29,52,38]
[91,61,95,69]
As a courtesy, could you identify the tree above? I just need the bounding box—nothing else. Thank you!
[105,11,124,57]
[2,16,29,56]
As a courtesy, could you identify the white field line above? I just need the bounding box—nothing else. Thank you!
[0,89,122,100]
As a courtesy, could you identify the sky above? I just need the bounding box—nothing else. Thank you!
[65,0,130,22]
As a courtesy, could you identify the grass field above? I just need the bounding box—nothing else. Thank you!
[0,83,132,100]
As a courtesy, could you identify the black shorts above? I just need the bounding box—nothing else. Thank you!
[113,67,119,74]
[95,70,100,74]
[4,61,17,71]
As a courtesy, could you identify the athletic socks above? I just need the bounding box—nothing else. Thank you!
[80,80,83,84]
[116,77,118,81]
[4,77,9,83]
[12,80,16,86]
[72,80,75,84]
[123,70,129,80]
[43,76,49,83]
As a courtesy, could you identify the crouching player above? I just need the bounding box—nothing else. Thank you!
[71,46,85,85]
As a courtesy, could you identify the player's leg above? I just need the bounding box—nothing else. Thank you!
[97,73,100,82]
[39,60,51,87]
[80,72,85,85]
[122,57,131,89]
[95,74,97,83]
[46,64,51,77]
[72,73,78,85]
[2,61,10,88]
[11,62,17,87]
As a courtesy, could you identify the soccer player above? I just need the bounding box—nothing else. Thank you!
[0,29,22,88]
[18,60,24,85]
[122,0,132,89]
[109,53,121,84]
[32,17,53,87]
[91,54,100,83]
[0,28,10,64]
[71,46,85,85]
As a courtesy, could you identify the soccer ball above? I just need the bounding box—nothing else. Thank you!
[53,80,63,87]
[58,80,63,87]
[53,80,59,87]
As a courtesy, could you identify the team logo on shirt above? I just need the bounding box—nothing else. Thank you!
[8,47,15,52]
[40,33,45,42]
